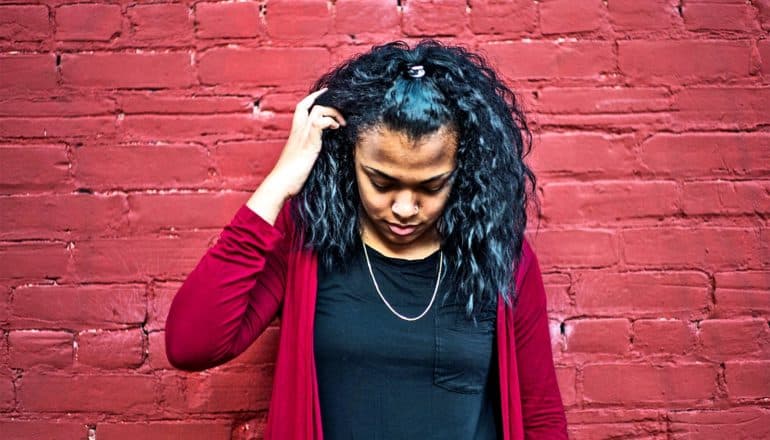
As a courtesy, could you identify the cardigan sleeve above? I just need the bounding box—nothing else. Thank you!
[164,203,292,371]
[513,241,568,438]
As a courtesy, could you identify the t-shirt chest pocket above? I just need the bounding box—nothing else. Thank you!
[433,302,496,394]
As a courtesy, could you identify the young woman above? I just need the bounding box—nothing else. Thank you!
[165,40,567,439]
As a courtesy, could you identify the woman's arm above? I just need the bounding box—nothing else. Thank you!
[164,201,290,371]
[514,241,569,438]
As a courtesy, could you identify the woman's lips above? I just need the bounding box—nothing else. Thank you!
[387,222,418,236]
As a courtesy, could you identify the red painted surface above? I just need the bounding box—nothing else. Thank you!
[1,0,768,438]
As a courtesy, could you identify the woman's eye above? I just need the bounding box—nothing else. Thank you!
[370,179,446,193]
[372,181,392,191]
[423,182,448,194]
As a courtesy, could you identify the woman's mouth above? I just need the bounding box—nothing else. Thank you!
[387,222,418,236]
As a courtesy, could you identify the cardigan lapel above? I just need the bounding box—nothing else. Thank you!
[497,292,525,440]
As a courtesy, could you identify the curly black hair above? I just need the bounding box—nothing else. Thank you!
[291,40,537,318]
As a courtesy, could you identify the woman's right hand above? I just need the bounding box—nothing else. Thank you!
[267,88,347,198]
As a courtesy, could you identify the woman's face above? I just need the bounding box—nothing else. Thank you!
[354,124,458,258]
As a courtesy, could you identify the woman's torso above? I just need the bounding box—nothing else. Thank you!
[313,243,502,439]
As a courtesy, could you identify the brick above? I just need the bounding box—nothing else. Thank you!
[0,54,57,90]
[542,181,679,223]
[128,192,248,233]
[147,282,179,332]
[535,87,672,114]
[698,319,770,359]
[71,233,213,282]
[329,43,373,66]
[529,133,636,178]
[672,88,770,129]
[119,94,250,114]
[195,2,261,39]
[534,112,671,131]
[619,40,752,84]
[633,319,694,355]
[0,285,9,325]
[265,0,331,40]
[0,97,116,117]
[8,330,73,369]
[0,369,12,410]
[555,366,576,406]
[403,0,466,37]
[542,273,572,315]
[760,40,770,76]
[335,0,400,35]
[10,284,146,330]
[55,4,122,41]
[0,145,70,192]
[254,92,302,113]
[212,140,284,188]
[469,0,536,35]
[681,181,770,216]
[77,329,144,369]
[120,113,282,141]
[568,408,665,425]
[482,41,614,79]
[159,368,272,413]
[0,116,116,138]
[583,363,719,404]
[549,319,563,354]
[759,0,770,30]
[74,145,211,190]
[97,421,232,440]
[684,3,760,31]
[608,0,680,30]
[0,243,69,280]
[147,331,171,369]
[669,407,770,439]
[713,271,770,317]
[198,47,329,87]
[232,417,267,440]
[540,0,603,34]
[0,5,51,41]
[565,319,630,353]
[61,52,196,89]
[528,230,617,268]
[725,361,770,399]
[574,271,710,319]
[0,194,127,240]
[127,3,193,43]
[18,373,156,413]
[638,133,770,178]
[0,421,84,439]
[568,409,668,439]
[622,228,763,270]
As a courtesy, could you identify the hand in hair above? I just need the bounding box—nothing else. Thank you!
[246,88,346,225]
[273,88,347,197]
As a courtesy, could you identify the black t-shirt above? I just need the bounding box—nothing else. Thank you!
[314,242,501,439]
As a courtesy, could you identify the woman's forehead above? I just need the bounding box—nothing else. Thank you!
[355,125,457,172]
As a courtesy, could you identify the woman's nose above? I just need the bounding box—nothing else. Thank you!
[391,192,418,219]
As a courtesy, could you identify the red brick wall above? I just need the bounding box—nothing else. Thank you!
[1,0,768,438]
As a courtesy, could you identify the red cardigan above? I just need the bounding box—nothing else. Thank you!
[165,203,567,439]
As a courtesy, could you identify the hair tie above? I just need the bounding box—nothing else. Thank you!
[407,64,426,78]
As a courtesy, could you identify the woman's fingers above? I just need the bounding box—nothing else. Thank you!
[308,104,347,126]
[292,88,329,129]
[295,88,328,114]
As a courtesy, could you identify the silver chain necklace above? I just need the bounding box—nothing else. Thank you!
[362,242,443,322]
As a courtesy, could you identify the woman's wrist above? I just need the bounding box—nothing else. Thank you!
[245,173,290,226]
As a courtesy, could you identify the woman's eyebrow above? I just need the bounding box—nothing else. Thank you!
[363,166,455,184]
